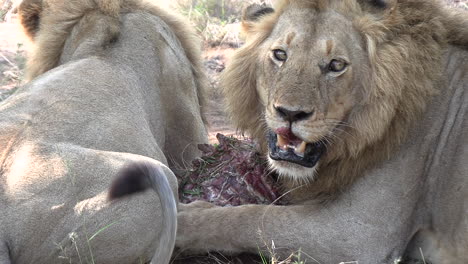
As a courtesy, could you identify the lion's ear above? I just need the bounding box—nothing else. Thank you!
[241,4,275,37]
[18,0,44,40]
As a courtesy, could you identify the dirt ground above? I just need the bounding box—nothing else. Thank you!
[202,45,239,142]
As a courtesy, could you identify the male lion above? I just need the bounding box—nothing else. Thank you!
[0,0,207,263]
[176,0,468,263]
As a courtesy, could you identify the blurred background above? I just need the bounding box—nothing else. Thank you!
[1,0,467,141]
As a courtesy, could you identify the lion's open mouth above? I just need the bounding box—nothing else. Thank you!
[267,130,326,168]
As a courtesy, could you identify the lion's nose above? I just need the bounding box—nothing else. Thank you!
[274,106,314,123]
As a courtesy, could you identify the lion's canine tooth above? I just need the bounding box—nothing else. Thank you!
[296,141,307,154]
[277,134,288,149]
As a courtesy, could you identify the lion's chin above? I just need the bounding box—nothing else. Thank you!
[268,157,319,182]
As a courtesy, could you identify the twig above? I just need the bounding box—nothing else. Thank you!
[0,52,18,68]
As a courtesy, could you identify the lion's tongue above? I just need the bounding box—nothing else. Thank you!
[275,128,306,156]
[276,127,299,141]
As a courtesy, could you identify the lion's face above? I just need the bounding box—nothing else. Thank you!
[255,9,369,180]
[224,0,443,192]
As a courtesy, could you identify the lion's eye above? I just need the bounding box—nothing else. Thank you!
[329,59,347,72]
[272,49,288,61]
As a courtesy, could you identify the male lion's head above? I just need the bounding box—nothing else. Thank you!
[222,0,446,184]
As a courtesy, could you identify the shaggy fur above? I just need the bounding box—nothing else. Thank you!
[1,0,208,263]
[223,0,456,198]
[176,0,468,263]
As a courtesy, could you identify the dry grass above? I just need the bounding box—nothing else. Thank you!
[0,44,25,101]
[173,0,273,45]
[0,0,17,21]
[174,0,467,45]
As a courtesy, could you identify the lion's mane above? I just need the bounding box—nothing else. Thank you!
[221,0,468,198]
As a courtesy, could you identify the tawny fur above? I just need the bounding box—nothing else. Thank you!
[222,0,464,199]
[1,0,209,263]
[18,0,208,123]
[176,1,467,263]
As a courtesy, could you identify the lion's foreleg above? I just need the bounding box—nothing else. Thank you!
[176,202,413,263]
[177,203,280,255]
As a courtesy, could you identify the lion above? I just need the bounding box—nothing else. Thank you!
[0,0,207,263]
[174,0,468,263]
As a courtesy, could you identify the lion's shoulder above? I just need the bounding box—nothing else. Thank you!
[17,0,208,123]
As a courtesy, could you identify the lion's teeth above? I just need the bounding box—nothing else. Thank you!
[294,151,304,157]
[295,141,307,154]
[277,135,288,149]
